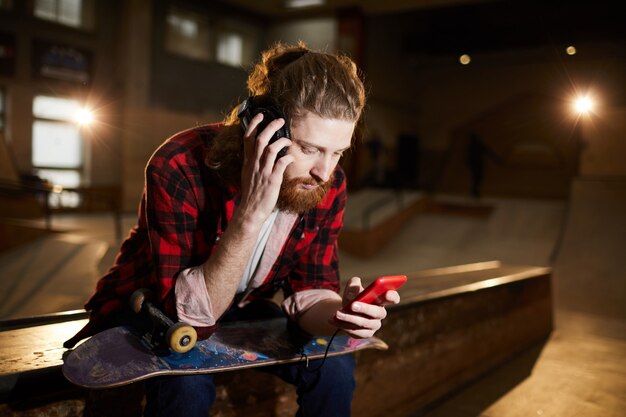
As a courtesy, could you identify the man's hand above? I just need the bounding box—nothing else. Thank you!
[237,113,294,228]
[330,277,401,339]
[201,113,293,317]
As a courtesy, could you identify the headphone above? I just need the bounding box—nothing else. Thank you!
[237,95,290,159]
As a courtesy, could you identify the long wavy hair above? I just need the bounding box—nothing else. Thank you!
[207,41,366,187]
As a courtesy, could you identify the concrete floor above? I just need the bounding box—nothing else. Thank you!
[419,310,626,417]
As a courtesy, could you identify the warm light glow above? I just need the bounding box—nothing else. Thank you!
[574,96,594,114]
[52,184,64,193]
[566,45,577,55]
[74,108,94,125]
[459,54,471,65]
[284,0,324,8]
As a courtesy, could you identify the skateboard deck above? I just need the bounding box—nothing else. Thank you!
[62,318,388,389]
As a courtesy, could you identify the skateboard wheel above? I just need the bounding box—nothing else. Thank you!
[130,288,153,314]
[166,322,197,353]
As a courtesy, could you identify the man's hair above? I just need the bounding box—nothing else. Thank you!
[207,41,366,186]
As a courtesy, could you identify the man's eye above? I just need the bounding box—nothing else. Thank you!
[301,146,318,155]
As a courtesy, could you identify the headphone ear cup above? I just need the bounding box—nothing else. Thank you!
[238,96,290,159]
[257,106,290,141]
[256,107,289,160]
[237,98,252,131]
[267,107,291,140]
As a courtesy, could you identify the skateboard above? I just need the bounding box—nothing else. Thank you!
[63,317,388,389]
[62,290,388,389]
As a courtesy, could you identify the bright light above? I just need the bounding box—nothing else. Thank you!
[74,108,94,125]
[566,46,577,55]
[284,0,324,8]
[574,96,594,114]
[459,54,471,65]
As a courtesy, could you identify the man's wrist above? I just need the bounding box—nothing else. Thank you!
[230,207,267,237]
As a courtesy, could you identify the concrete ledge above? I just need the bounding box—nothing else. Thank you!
[354,264,552,416]
[0,262,553,416]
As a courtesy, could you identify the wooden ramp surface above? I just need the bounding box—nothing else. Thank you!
[390,260,549,304]
[0,319,87,375]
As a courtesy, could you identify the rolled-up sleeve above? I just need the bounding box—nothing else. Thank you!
[175,265,216,327]
[282,289,342,322]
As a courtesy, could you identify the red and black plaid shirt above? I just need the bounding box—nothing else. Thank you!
[66,123,346,346]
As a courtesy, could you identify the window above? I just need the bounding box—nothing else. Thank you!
[165,8,211,61]
[216,32,243,67]
[32,95,84,208]
[32,121,81,168]
[164,8,256,67]
[33,0,88,28]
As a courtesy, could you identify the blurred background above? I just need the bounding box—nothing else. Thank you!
[1,1,625,415]
[0,0,624,322]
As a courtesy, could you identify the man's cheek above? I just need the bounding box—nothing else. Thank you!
[283,163,301,181]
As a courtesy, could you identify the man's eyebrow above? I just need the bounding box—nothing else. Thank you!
[293,139,351,152]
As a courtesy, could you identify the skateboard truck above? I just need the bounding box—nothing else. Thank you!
[130,289,198,353]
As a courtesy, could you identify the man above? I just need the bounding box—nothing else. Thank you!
[66,42,400,416]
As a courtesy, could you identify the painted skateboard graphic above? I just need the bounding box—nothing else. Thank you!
[62,317,388,389]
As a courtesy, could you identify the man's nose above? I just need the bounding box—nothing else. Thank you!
[311,156,333,183]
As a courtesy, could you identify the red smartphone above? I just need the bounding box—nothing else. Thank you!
[341,275,407,313]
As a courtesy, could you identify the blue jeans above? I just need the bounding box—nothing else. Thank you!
[142,300,356,417]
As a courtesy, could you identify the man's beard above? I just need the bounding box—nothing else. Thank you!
[276,176,332,213]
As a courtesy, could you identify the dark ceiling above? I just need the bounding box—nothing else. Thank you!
[400,1,626,55]
[220,0,626,55]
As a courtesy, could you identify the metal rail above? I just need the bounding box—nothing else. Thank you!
[0,309,89,332]
[0,179,123,241]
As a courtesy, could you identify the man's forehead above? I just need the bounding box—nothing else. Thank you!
[290,113,355,150]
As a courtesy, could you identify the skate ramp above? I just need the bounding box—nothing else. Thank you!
[339,191,567,281]
[552,178,626,320]
[340,188,424,257]
[0,234,107,320]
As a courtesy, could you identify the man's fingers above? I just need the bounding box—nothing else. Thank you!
[329,315,381,339]
[254,118,286,152]
[243,113,264,140]
[342,302,387,320]
[345,328,381,339]
[380,290,400,306]
[243,114,286,157]
[261,137,292,173]
[335,307,385,328]
[270,154,295,181]
[343,277,363,305]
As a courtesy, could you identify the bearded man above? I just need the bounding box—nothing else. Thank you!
[66,42,400,417]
